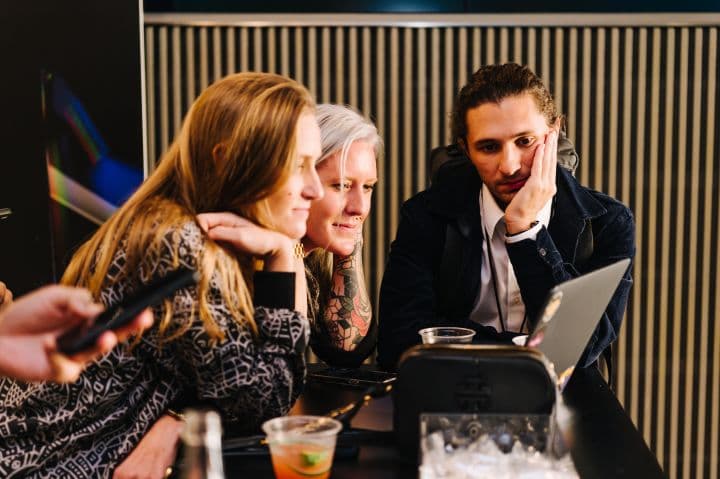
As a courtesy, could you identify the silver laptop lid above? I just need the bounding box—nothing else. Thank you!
[526,258,631,383]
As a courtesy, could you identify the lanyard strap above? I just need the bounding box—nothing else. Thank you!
[484,226,528,334]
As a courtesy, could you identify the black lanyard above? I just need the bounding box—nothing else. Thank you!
[483,224,528,334]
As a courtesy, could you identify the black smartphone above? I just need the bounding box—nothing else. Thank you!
[57,267,199,355]
[307,364,397,387]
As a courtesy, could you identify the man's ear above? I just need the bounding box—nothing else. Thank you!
[458,138,469,157]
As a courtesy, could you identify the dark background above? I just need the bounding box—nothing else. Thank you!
[0,1,144,294]
[144,0,720,12]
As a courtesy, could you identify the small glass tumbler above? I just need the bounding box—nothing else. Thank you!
[418,327,476,344]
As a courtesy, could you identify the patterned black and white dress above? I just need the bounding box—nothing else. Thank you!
[0,222,309,478]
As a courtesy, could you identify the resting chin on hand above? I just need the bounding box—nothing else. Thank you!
[113,414,184,479]
[504,130,558,235]
[197,211,308,314]
[196,212,296,272]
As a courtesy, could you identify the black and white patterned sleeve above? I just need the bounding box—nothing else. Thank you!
[143,222,309,434]
[169,303,309,434]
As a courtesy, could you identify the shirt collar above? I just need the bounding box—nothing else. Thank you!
[480,184,553,236]
[480,185,506,237]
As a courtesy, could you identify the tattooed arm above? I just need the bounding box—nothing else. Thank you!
[320,239,373,351]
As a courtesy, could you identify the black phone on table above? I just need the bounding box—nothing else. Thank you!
[57,267,199,355]
[307,364,397,387]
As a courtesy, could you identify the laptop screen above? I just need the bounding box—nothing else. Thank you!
[526,258,631,386]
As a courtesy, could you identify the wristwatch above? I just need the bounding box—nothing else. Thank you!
[506,220,540,237]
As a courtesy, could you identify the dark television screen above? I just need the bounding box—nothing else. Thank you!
[0,1,145,294]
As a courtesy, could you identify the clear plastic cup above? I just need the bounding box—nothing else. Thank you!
[418,327,476,344]
[262,415,342,479]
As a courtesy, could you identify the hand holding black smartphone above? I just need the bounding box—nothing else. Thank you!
[57,267,199,355]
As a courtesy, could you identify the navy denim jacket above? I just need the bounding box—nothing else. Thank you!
[377,159,635,370]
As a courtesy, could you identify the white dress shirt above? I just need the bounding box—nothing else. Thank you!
[469,185,553,333]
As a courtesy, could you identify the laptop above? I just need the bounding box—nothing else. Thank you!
[523,258,631,384]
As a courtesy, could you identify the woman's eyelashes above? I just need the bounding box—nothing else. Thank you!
[331,182,351,191]
[298,156,317,171]
[329,182,376,193]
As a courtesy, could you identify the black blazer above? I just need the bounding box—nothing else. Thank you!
[377,160,636,370]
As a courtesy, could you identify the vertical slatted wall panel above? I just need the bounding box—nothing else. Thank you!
[144,19,720,478]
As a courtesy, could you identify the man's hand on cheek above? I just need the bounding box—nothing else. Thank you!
[504,130,558,235]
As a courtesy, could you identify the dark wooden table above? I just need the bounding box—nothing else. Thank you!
[224,367,664,478]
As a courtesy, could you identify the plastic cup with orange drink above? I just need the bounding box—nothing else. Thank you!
[262,415,343,479]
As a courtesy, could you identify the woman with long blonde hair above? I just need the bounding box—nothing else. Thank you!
[0,72,322,478]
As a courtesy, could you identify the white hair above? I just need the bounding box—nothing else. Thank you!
[315,104,383,181]
[305,105,383,305]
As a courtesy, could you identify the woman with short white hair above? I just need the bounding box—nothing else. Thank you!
[303,103,382,366]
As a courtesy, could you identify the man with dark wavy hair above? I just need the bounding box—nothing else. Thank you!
[378,63,635,374]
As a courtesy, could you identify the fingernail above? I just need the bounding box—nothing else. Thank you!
[77,289,94,303]
[83,302,104,316]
